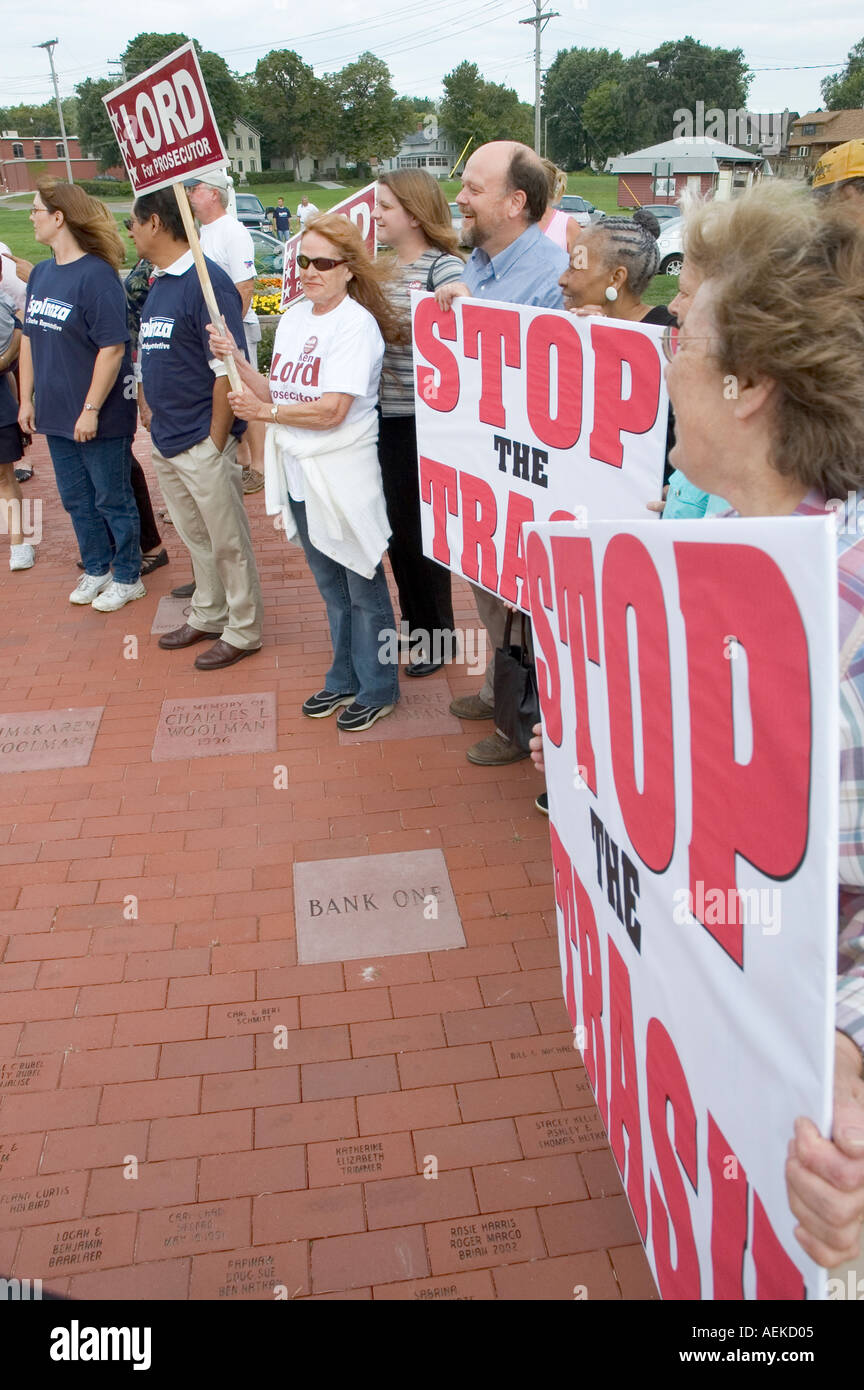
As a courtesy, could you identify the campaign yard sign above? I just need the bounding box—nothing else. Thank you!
[280,184,377,310]
[103,42,228,195]
[412,294,669,613]
[524,515,838,1300]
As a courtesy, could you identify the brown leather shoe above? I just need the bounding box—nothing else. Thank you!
[159,623,222,650]
[449,692,495,720]
[466,731,529,765]
[194,639,261,670]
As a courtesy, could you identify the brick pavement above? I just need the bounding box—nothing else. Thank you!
[0,431,658,1300]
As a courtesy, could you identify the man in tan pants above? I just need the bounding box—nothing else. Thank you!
[130,187,263,669]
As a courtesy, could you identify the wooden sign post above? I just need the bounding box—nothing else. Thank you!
[173,182,242,393]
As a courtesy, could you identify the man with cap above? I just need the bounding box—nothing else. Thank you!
[811,139,864,226]
[184,171,266,496]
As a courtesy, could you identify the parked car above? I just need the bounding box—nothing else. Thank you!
[235,193,270,232]
[249,228,284,275]
[655,218,684,277]
[636,204,682,226]
[558,194,605,226]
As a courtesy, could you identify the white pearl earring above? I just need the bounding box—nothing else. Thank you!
[605,285,618,302]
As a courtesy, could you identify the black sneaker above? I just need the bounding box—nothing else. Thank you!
[535,791,549,817]
[336,701,395,732]
[302,689,356,718]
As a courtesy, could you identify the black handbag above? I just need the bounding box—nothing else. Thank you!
[493,610,540,753]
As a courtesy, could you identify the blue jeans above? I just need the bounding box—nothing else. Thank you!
[47,435,140,583]
[291,498,399,708]
[276,229,289,243]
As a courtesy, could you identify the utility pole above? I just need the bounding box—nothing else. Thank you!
[519,0,559,154]
[35,39,74,183]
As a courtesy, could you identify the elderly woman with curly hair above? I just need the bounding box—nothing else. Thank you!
[210,212,408,732]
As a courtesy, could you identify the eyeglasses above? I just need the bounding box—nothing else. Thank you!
[660,324,680,361]
[297,254,346,271]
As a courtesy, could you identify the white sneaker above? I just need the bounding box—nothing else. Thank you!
[69,572,111,604]
[91,578,147,612]
[9,544,35,571]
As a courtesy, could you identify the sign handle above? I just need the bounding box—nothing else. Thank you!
[173,183,243,395]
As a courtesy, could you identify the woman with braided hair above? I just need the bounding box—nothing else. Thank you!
[558,207,675,329]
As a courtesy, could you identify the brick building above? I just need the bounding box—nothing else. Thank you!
[0,132,105,193]
[606,137,766,209]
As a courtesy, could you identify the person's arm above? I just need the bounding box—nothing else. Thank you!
[234,279,254,316]
[786,1031,864,1267]
[137,383,152,432]
[72,344,126,442]
[209,376,234,452]
[17,334,35,434]
[0,325,20,373]
[228,387,353,432]
[206,322,271,400]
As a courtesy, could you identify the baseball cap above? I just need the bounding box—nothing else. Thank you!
[182,170,232,191]
[811,140,864,190]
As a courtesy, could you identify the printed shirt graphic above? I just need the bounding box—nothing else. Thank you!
[139,253,248,459]
[22,255,136,440]
[274,207,291,231]
[269,295,384,501]
[199,216,258,326]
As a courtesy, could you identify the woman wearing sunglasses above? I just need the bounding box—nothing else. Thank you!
[373,171,465,676]
[209,212,407,732]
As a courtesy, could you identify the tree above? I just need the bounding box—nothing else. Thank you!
[440,61,485,151]
[0,99,77,137]
[327,53,412,164]
[822,38,864,110]
[440,61,535,155]
[121,33,244,143]
[245,50,336,176]
[74,79,117,167]
[543,48,628,166]
[643,36,752,142]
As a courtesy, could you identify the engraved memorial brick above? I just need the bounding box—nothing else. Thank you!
[337,682,461,744]
[152,692,276,761]
[0,707,103,773]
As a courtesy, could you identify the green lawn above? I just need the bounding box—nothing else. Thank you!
[0,203,136,267]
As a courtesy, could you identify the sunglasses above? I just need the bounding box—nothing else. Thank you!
[296,254,346,271]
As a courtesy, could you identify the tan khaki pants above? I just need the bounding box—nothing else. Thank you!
[151,435,264,650]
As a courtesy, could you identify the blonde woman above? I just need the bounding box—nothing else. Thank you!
[373,170,465,675]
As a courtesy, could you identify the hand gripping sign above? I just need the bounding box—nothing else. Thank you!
[411,293,669,613]
[280,184,377,310]
[104,43,241,390]
[525,514,838,1300]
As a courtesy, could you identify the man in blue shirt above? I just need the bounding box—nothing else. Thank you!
[130,186,264,670]
[436,141,568,766]
[272,198,292,241]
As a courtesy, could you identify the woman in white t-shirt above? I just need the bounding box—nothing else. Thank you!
[374,171,465,677]
[209,213,408,733]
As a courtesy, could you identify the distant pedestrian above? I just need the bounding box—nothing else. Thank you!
[297,196,319,229]
[273,197,292,242]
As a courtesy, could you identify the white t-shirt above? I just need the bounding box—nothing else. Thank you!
[0,242,27,313]
[269,295,384,502]
[297,202,318,227]
[199,215,257,325]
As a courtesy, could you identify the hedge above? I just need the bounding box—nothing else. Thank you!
[256,169,296,183]
[76,179,133,197]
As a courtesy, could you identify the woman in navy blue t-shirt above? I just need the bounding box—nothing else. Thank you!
[18,180,143,612]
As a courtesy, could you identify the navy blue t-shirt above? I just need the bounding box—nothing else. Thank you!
[0,373,17,429]
[22,254,136,440]
[274,207,291,231]
[139,253,248,459]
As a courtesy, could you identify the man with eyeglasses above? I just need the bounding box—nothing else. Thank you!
[129,186,264,670]
[183,171,265,497]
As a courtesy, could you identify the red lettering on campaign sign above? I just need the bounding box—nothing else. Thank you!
[589,324,661,468]
[525,314,583,450]
[414,296,461,412]
[647,1017,700,1300]
[458,473,498,590]
[573,862,608,1127]
[674,543,811,967]
[550,824,579,1025]
[752,1192,805,1300]
[498,491,535,606]
[461,305,521,429]
[608,937,647,1238]
[103,42,226,195]
[526,530,562,746]
[419,457,459,566]
[551,535,599,795]
[602,535,675,874]
[708,1111,748,1300]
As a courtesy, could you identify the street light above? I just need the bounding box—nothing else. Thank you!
[544,111,559,159]
[35,40,74,184]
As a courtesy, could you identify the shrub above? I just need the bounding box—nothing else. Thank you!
[256,169,296,184]
[76,179,133,197]
[258,322,277,373]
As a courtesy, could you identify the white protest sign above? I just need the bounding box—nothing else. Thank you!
[525,515,837,1301]
[280,184,377,309]
[412,294,669,612]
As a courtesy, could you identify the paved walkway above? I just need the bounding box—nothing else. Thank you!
[0,431,657,1300]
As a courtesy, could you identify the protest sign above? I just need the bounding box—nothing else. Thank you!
[103,44,241,391]
[525,515,837,1300]
[103,42,227,196]
[412,294,669,613]
[280,184,377,310]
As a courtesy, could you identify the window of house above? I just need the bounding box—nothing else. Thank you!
[33,143,42,159]
[56,143,65,158]
[237,159,243,171]
[250,159,256,172]
[12,143,24,158]
[797,146,809,158]
[802,123,817,136]
[248,137,253,149]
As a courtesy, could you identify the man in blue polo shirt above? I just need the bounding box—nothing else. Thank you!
[130,186,264,670]
[435,141,568,767]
